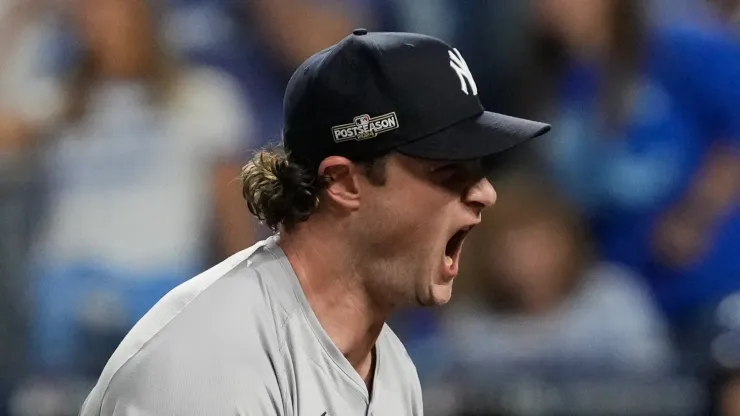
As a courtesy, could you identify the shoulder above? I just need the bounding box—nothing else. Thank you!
[171,66,246,107]
[583,262,649,292]
[578,262,665,321]
[81,240,293,414]
[168,65,255,148]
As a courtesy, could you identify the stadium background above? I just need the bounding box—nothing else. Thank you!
[1,0,740,414]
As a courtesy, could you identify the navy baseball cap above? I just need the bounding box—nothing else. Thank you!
[282,29,551,170]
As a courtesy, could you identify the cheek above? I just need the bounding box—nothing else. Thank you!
[381,207,431,251]
[359,179,453,259]
[362,204,442,271]
[393,201,449,244]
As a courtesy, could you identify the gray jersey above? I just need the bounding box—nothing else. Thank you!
[79,236,423,416]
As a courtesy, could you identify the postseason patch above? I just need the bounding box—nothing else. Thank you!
[331,112,399,142]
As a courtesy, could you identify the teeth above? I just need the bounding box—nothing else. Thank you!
[444,256,453,267]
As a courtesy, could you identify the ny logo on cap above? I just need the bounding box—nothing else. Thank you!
[449,48,478,96]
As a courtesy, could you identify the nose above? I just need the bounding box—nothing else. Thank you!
[464,177,496,209]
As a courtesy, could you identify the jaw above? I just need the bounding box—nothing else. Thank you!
[417,279,454,307]
[429,283,454,305]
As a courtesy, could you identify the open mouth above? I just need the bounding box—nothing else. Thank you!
[444,226,473,267]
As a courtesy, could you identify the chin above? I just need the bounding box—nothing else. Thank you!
[420,283,453,306]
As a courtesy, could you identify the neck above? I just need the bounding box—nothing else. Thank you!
[278,221,388,374]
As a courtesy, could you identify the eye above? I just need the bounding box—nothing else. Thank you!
[429,161,486,191]
[431,163,459,174]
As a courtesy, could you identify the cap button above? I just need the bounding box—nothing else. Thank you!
[353,28,368,36]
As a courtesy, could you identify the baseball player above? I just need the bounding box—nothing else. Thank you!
[80,29,550,415]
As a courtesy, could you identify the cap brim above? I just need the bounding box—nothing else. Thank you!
[396,111,551,161]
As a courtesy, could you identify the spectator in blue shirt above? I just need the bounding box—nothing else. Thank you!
[531,0,740,372]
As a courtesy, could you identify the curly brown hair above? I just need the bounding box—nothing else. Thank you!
[240,146,389,232]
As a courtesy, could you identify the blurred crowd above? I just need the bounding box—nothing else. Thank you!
[1,0,740,415]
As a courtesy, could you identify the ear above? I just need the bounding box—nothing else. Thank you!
[318,156,362,211]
